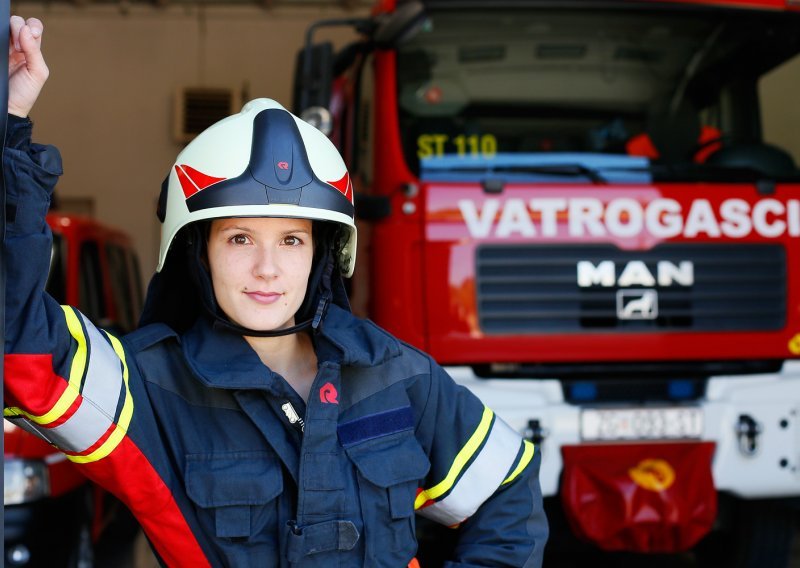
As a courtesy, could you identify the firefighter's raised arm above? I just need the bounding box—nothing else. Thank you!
[8,15,48,117]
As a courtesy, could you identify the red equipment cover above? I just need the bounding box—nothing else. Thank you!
[561,441,716,553]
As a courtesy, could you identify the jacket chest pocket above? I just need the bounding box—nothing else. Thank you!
[185,452,283,541]
[345,433,430,556]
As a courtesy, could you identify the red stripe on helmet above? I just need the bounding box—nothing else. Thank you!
[182,165,227,190]
[176,165,227,200]
[175,165,199,198]
[327,172,354,204]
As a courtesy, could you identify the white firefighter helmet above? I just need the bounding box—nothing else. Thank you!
[156,98,357,277]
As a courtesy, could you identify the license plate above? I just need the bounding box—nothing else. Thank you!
[580,407,703,441]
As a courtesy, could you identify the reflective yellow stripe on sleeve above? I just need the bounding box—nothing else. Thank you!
[414,406,494,510]
[3,306,88,425]
[416,414,523,526]
[67,331,134,464]
[502,440,535,485]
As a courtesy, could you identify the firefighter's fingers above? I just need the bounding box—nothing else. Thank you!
[8,16,49,117]
[9,15,25,54]
[17,20,49,81]
[18,20,44,61]
[25,18,44,44]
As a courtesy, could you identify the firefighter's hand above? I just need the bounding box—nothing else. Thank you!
[8,15,48,118]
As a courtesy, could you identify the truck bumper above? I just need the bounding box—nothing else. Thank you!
[447,361,800,499]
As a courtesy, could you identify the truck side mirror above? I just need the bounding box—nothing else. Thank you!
[292,1,427,135]
[292,42,334,120]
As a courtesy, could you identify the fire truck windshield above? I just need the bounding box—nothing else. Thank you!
[396,7,800,181]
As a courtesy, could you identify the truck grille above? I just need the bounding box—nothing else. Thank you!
[476,244,786,333]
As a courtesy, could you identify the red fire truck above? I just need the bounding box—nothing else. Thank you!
[295,0,800,565]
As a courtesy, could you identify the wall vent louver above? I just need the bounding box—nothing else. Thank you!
[174,87,241,143]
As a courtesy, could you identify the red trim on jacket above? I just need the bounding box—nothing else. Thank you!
[62,420,117,457]
[4,354,70,416]
[81,436,211,568]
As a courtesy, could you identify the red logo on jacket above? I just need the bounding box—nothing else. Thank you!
[319,383,338,404]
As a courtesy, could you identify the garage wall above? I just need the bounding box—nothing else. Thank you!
[761,54,800,165]
[12,2,365,281]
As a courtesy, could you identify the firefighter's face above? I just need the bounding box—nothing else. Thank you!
[207,217,314,332]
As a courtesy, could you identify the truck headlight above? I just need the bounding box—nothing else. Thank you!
[4,459,50,505]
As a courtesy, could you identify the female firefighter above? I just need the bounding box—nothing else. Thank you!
[4,16,547,567]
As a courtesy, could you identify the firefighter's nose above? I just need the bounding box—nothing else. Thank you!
[253,247,279,278]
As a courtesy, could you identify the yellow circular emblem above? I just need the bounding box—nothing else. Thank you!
[628,458,676,492]
[788,334,800,355]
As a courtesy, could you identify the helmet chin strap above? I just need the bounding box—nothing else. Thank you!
[212,312,313,337]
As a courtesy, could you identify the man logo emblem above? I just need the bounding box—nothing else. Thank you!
[617,290,658,320]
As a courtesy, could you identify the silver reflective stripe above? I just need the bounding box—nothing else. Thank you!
[417,417,521,526]
[80,316,124,417]
[46,396,115,453]
[7,417,54,445]
[44,318,125,454]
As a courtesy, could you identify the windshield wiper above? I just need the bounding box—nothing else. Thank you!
[443,163,607,186]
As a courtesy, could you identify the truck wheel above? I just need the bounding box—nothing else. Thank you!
[695,497,796,568]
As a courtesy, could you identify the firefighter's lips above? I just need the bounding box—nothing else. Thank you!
[245,291,282,305]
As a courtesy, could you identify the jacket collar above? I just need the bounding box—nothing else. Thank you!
[182,317,276,391]
[317,304,402,368]
[181,306,401,390]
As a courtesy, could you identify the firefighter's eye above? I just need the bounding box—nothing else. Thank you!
[283,235,303,246]
[230,234,250,245]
